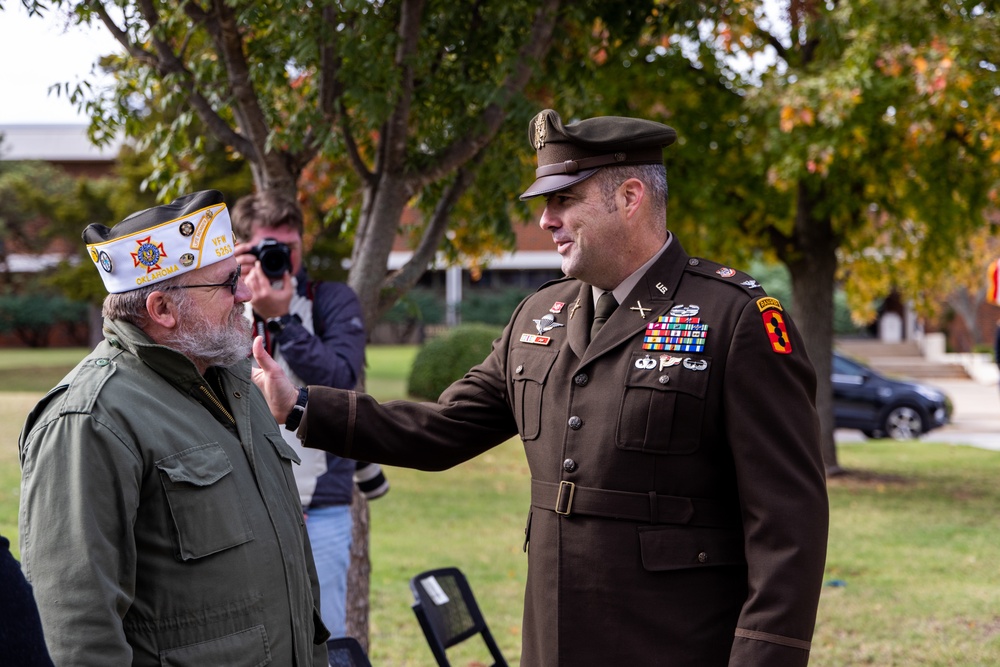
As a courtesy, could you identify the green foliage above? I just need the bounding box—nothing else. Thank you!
[460,288,531,326]
[0,161,77,254]
[380,289,446,326]
[406,323,502,400]
[748,259,866,335]
[0,293,88,347]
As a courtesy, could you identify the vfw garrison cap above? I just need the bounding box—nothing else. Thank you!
[520,109,677,200]
[83,190,235,294]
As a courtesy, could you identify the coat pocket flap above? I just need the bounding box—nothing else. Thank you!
[155,443,233,486]
[265,431,302,465]
[638,526,745,572]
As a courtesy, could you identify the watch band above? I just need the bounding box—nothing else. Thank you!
[284,386,309,431]
[266,313,299,335]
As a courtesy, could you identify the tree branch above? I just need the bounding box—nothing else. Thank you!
[87,0,158,67]
[383,159,482,302]
[182,0,270,163]
[409,0,561,191]
[382,0,427,184]
[128,0,254,156]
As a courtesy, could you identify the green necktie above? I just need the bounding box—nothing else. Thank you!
[590,291,618,341]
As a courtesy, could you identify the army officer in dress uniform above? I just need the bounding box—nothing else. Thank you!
[253,111,829,667]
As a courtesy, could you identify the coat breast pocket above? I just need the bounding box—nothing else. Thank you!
[510,347,559,441]
[616,352,710,455]
[156,443,254,561]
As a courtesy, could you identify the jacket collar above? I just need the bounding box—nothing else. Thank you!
[578,237,690,366]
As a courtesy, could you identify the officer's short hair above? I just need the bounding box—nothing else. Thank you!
[591,164,668,218]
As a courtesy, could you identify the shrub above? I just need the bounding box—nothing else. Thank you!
[0,293,88,347]
[407,323,503,400]
[460,288,531,325]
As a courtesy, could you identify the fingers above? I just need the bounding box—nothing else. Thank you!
[252,335,275,371]
[251,336,299,425]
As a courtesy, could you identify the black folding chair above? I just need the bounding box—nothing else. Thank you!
[327,636,373,667]
[409,567,508,667]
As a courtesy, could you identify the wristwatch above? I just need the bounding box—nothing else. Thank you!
[266,313,299,335]
[285,386,309,431]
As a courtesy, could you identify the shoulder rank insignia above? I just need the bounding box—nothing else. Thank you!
[757,297,791,354]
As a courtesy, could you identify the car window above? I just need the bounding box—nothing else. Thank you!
[832,354,867,385]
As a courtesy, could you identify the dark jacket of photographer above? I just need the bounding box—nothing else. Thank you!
[254,268,366,506]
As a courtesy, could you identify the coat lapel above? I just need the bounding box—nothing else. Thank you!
[580,239,690,366]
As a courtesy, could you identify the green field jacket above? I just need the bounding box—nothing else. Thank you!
[18,319,328,666]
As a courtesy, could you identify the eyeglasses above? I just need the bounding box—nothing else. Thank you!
[162,265,241,296]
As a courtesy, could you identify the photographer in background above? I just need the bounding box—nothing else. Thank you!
[232,191,376,650]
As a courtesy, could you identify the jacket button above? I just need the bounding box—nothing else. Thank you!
[568,416,583,430]
[563,458,578,472]
[658,375,670,385]
[697,551,709,563]
[515,364,524,374]
[573,373,589,386]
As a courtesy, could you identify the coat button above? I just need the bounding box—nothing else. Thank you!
[515,364,524,374]
[573,373,589,386]
[697,551,709,563]
[658,375,670,385]
[563,458,578,472]
[568,416,583,430]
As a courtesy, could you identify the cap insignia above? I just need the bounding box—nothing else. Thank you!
[534,112,548,150]
[131,236,167,273]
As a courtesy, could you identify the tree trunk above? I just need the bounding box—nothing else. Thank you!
[783,182,841,475]
[348,174,412,328]
[344,485,371,649]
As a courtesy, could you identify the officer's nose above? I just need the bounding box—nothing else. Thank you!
[539,205,560,232]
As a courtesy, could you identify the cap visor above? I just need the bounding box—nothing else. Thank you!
[519,169,599,200]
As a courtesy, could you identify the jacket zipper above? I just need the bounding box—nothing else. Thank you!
[198,385,236,425]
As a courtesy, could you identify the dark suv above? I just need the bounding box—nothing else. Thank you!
[832,351,953,440]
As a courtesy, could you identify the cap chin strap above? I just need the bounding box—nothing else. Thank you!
[534,147,664,177]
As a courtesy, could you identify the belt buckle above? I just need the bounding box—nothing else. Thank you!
[555,481,575,516]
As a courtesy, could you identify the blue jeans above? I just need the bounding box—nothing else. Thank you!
[304,504,353,639]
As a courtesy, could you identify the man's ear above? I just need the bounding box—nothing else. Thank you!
[619,177,645,220]
[146,291,179,330]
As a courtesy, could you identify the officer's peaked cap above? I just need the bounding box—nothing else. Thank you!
[520,110,677,200]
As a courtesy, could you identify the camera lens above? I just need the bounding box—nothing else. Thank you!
[253,239,292,280]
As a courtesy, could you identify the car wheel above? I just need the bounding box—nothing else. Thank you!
[883,405,923,440]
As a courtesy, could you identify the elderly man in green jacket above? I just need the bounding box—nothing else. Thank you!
[18,190,329,666]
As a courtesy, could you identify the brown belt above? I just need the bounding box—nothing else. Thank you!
[531,479,737,528]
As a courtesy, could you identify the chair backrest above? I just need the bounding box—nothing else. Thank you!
[409,567,508,667]
[327,636,373,667]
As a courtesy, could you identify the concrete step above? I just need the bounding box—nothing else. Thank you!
[836,339,922,358]
[835,338,970,381]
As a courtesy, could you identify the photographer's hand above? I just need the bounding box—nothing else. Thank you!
[242,262,294,319]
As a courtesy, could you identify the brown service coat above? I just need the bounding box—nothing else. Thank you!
[303,239,829,667]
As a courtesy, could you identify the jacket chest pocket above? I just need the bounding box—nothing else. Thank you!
[510,347,559,440]
[616,352,710,455]
[156,443,253,560]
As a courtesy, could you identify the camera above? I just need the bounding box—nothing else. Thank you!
[249,238,292,280]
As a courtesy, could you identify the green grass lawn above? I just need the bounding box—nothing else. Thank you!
[2,346,1000,665]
